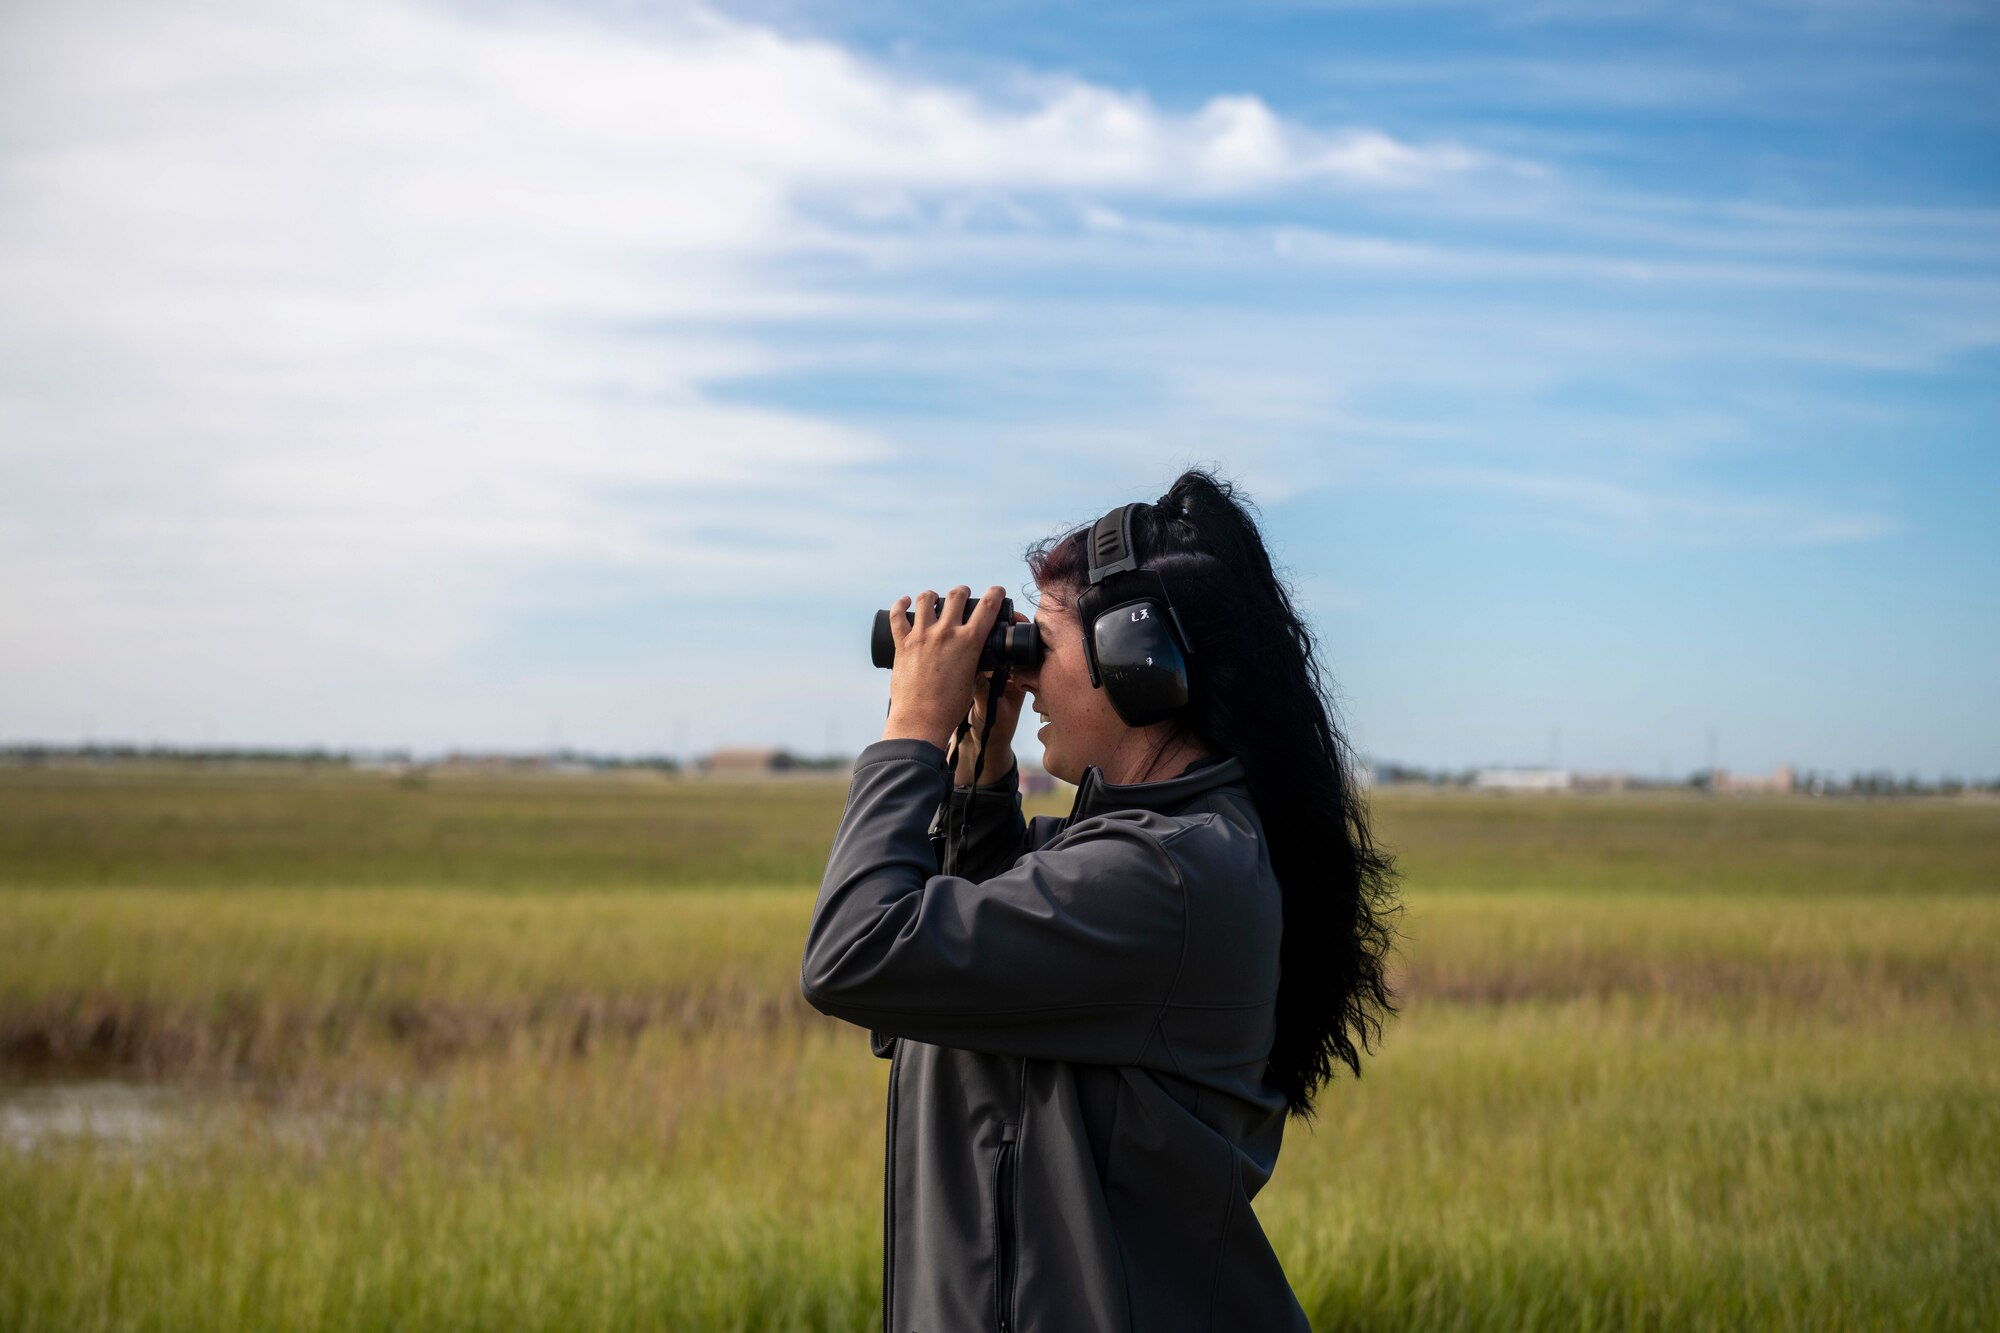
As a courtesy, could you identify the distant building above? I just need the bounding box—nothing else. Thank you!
[1473,767,1573,793]
[703,748,799,776]
[1020,766,1060,796]
[1710,765,1796,795]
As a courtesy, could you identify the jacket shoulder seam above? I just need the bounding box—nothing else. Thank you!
[1042,807,1213,845]
[1165,994,1281,1011]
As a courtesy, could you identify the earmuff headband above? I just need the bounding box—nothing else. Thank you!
[1086,502,1147,584]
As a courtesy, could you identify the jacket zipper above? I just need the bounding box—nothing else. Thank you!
[994,1125,1018,1333]
[882,1046,900,1333]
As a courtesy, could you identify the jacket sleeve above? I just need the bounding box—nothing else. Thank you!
[870,756,1028,1061]
[868,756,1032,1056]
[803,738,1187,1065]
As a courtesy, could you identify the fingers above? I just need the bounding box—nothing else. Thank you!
[940,584,972,629]
[966,585,1005,640]
[896,584,1007,643]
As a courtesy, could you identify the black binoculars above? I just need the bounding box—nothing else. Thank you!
[871,597,1045,673]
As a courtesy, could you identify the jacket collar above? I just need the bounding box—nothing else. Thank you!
[1063,753,1247,828]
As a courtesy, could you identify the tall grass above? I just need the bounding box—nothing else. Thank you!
[7,765,1995,895]
[5,1002,1991,1331]
[1375,787,2000,897]
[1,1028,889,1333]
[4,885,1994,1078]
[0,766,850,889]
[0,888,818,1077]
[2,768,1996,1330]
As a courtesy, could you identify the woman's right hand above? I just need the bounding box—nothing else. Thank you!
[956,610,1030,788]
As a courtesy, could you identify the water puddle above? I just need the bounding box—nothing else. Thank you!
[0,1080,187,1152]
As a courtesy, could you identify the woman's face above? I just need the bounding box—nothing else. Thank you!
[1012,586,1128,786]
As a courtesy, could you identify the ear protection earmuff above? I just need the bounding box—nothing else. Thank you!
[1073,502,1193,727]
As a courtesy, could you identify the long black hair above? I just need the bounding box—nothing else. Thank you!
[1028,468,1400,1119]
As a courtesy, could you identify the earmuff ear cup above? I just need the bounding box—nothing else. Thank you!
[1089,599,1189,726]
[1076,578,1191,727]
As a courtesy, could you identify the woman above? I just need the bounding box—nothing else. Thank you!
[802,470,1399,1332]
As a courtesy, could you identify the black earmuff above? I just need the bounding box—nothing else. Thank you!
[1074,502,1193,727]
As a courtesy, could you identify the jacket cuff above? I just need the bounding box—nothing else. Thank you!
[953,759,1019,795]
[853,737,949,771]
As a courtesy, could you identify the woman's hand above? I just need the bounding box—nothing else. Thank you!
[955,609,1030,787]
[882,585,1007,752]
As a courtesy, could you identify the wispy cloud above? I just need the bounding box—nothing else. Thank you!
[1410,466,1901,548]
[1315,56,1749,111]
[0,0,1501,688]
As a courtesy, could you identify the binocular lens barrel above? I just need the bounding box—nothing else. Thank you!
[871,597,1044,671]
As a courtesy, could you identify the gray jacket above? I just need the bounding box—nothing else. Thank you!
[802,738,1310,1333]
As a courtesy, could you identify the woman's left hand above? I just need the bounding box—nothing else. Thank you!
[955,611,1030,787]
[882,585,1008,750]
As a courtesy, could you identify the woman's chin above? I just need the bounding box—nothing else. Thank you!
[1039,745,1082,787]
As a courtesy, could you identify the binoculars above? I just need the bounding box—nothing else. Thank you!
[871,597,1045,673]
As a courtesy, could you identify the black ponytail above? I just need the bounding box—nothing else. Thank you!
[1029,469,1400,1118]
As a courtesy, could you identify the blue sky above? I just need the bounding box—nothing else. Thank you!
[1,0,1994,776]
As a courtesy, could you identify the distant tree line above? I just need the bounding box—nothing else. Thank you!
[0,743,683,774]
[2,743,359,766]
[1810,769,1996,797]
[1371,762,1482,787]
[1369,759,1998,797]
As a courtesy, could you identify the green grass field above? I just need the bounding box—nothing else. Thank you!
[2,765,1997,1331]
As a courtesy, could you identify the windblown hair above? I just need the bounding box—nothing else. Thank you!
[1027,469,1400,1119]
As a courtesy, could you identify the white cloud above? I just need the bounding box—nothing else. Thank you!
[0,0,1493,726]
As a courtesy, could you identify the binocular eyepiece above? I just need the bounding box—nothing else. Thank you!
[871,596,1045,672]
